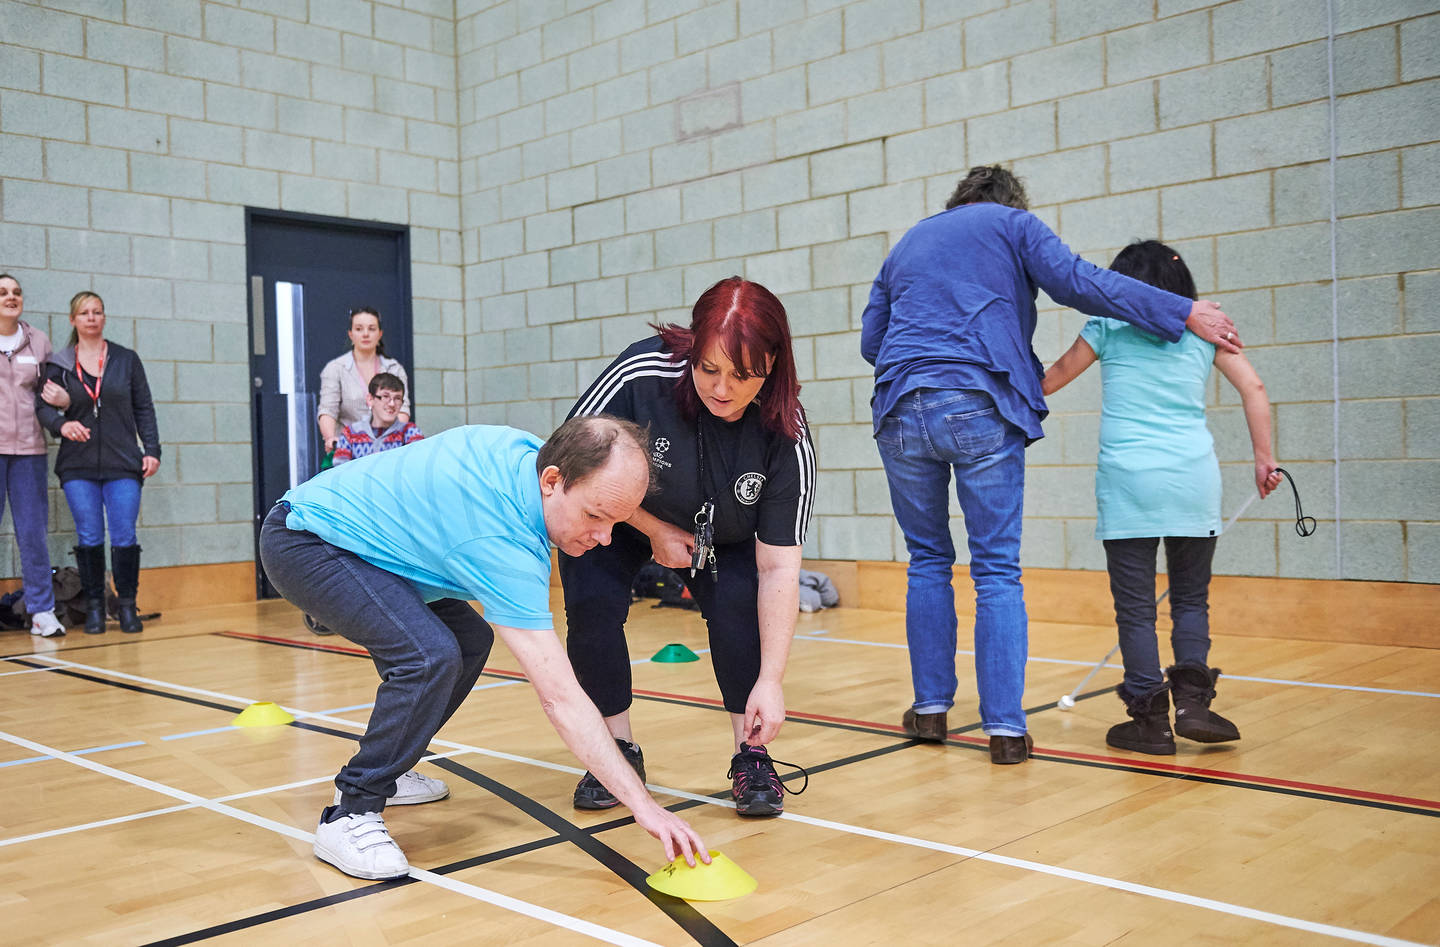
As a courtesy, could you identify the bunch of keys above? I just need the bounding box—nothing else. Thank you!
[691,499,716,578]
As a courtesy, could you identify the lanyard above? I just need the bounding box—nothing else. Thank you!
[691,424,716,580]
[78,343,106,417]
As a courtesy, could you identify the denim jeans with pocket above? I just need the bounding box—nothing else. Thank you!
[877,389,1029,737]
[259,503,495,815]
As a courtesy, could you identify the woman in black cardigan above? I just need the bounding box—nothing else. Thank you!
[37,291,161,634]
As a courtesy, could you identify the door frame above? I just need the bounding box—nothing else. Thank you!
[244,207,412,598]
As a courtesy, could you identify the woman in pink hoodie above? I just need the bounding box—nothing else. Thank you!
[0,274,65,637]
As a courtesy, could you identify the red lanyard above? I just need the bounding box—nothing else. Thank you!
[79,343,106,414]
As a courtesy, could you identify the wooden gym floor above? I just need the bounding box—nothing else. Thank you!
[1,589,1436,945]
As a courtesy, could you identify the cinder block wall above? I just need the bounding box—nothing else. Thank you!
[0,0,466,570]
[454,0,1439,583]
[2,0,1435,584]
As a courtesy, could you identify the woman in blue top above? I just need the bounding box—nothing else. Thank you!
[1043,241,1281,755]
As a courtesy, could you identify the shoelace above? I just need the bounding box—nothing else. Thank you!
[729,747,809,796]
[341,812,400,852]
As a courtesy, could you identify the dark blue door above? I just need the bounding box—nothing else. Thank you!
[246,209,412,598]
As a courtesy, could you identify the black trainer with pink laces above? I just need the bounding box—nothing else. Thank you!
[728,744,807,817]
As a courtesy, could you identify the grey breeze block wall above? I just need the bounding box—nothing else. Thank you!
[2,0,1437,584]
[455,0,1440,583]
[0,0,469,572]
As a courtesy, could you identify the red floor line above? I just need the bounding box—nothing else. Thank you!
[215,630,1440,812]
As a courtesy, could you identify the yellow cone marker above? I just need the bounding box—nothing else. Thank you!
[645,851,756,901]
[231,701,295,727]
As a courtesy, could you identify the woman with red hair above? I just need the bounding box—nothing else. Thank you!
[561,277,815,818]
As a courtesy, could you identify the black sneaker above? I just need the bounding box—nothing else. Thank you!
[728,744,807,817]
[573,738,645,810]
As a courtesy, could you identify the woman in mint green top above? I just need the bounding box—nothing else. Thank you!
[1045,241,1281,757]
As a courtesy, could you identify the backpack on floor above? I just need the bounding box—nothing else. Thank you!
[631,561,698,610]
[0,589,26,629]
[50,566,88,628]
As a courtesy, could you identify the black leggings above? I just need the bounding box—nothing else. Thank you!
[559,522,761,716]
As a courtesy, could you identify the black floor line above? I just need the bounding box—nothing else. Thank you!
[144,735,925,943]
[432,757,738,947]
[14,633,1436,944]
[8,656,733,946]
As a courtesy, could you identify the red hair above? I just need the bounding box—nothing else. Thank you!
[654,277,804,441]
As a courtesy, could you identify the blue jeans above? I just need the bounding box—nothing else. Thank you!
[1103,536,1216,702]
[259,504,494,815]
[877,389,1029,737]
[1,455,54,614]
[62,477,141,547]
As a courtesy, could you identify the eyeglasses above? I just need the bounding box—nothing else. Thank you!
[372,393,404,405]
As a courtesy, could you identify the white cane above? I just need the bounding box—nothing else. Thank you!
[1056,491,1260,711]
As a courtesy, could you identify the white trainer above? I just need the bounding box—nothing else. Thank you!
[313,810,410,880]
[332,769,450,807]
[30,610,65,638]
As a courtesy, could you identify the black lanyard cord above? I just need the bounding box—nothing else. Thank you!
[1273,467,1317,537]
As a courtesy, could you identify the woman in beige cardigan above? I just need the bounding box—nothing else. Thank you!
[316,307,410,453]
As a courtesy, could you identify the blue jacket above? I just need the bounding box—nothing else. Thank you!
[860,202,1192,442]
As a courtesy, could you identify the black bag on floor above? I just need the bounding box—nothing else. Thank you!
[0,589,26,629]
[631,561,698,610]
[51,566,87,628]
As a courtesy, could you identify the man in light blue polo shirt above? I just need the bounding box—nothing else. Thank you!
[260,416,707,881]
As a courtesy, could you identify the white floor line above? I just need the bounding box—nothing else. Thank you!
[295,681,524,720]
[0,750,471,849]
[771,811,1424,947]
[0,728,662,947]
[0,802,201,848]
[15,652,1427,944]
[25,654,262,705]
[162,726,239,741]
[791,634,1440,699]
[0,739,145,769]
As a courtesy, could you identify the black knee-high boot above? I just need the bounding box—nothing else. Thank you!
[111,544,143,634]
[74,544,107,635]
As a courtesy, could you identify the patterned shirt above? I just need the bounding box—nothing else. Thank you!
[332,417,424,464]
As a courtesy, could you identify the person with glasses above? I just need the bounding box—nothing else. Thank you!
[317,307,411,457]
[332,373,423,465]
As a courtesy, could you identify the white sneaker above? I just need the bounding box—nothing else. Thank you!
[313,810,410,880]
[332,769,450,807]
[30,611,65,638]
